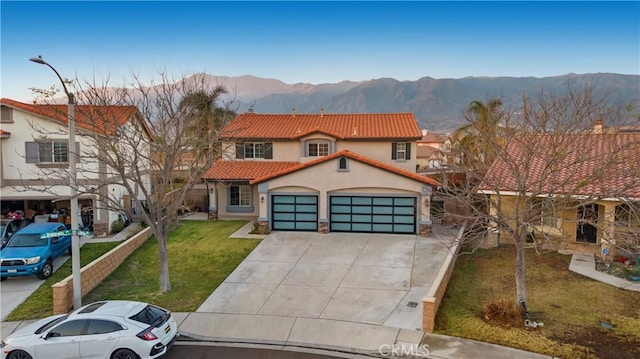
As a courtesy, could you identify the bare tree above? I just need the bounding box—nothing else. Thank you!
[25,73,232,292]
[440,85,640,318]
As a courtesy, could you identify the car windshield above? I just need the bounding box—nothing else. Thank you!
[7,233,48,247]
[35,315,68,334]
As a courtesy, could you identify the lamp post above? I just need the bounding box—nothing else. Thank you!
[29,55,82,309]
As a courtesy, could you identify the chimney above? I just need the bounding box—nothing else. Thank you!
[320,108,324,118]
[421,129,428,136]
[247,106,254,113]
[292,107,296,118]
[352,126,358,136]
[593,120,604,134]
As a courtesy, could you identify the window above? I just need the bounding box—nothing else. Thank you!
[307,140,330,157]
[230,185,251,207]
[392,142,411,160]
[1,106,12,123]
[50,320,87,337]
[616,203,640,227]
[533,199,557,227]
[25,141,74,164]
[428,159,443,169]
[235,142,272,159]
[86,320,123,335]
[338,157,349,171]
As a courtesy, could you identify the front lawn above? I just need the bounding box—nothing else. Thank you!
[6,241,122,321]
[83,220,260,312]
[435,246,640,358]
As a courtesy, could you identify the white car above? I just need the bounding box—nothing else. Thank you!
[1,300,178,359]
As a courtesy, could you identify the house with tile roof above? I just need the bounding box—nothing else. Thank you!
[479,127,640,254]
[0,98,152,236]
[202,110,440,235]
[416,129,448,172]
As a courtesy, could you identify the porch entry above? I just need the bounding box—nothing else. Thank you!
[576,204,598,243]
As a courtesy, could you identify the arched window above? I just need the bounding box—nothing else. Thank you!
[338,157,348,171]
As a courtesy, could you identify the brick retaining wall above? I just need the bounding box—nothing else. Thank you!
[52,227,152,314]
[422,226,463,332]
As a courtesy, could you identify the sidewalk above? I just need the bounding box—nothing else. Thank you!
[568,253,640,292]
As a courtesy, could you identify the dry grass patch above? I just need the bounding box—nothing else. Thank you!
[435,246,640,359]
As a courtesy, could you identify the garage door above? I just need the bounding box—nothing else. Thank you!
[272,195,318,231]
[330,196,416,234]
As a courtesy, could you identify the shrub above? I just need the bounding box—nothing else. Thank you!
[483,298,522,327]
[110,219,126,234]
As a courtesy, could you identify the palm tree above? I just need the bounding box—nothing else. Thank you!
[178,86,234,169]
[452,99,505,170]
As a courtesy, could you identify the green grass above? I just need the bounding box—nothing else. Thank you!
[6,241,121,321]
[434,246,640,359]
[83,220,260,312]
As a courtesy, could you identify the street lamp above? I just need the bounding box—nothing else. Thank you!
[29,55,82,309]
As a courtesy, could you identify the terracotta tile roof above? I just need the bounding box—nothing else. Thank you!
[221,112,422,140]
[416,146,443,159]
[419,132,445,143]
[0,98,149,137]
[480,133,640,198]
[202,161,300,180]
[250,150,440,186]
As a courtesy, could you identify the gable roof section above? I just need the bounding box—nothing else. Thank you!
[480,133,640,198]
[419,132,445,143]
[202,161,300,181]
[222,112,422,140]
[416,146,443,159]
[250,150,440,186]
[0,98,152,138]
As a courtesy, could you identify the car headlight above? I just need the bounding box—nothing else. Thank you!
[25,256,41,264]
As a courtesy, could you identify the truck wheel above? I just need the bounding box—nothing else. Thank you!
[37,260,53,280]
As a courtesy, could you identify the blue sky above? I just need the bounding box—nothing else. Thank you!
[2,1,639,102]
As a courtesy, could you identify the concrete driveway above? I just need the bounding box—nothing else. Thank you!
[198,229,455,330]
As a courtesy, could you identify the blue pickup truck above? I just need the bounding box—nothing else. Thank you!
[0,222,72,280]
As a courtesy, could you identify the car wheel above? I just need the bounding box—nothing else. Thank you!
[37,260,53,280]
[7,350,33,359]
[111,348,137,359]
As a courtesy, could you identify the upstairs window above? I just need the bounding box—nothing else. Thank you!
[25,141,75,164]
[338,157,349,171]
[306,140,330,157]
[1,106,13,123]
[235,142,272,159]
[392,142,411,161]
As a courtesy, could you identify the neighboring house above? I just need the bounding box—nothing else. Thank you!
[0,98,151,236]
[202,110,440,235]
[416,129,447,172]
[479,125,640,255]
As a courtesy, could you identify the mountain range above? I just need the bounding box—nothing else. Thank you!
[201,73,639,133]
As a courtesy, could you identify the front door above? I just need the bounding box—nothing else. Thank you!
[576,204,598,243]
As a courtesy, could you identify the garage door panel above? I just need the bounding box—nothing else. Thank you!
[373,224,393,232]
[330,196,416,234]
[272,195,318,232]
[352,223,372,232]
[274,213,295,221]
[274,204,295,212]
